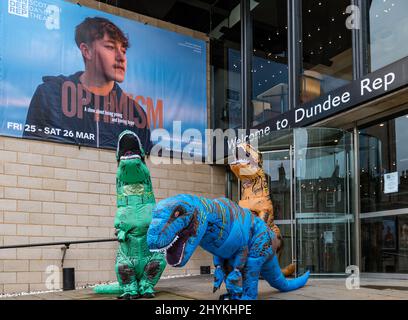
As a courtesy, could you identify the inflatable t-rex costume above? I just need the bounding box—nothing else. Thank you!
[147,194,309,300]
[230,142,295,276]
[94,130,166,299]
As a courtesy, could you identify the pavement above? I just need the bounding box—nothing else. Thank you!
[2,275,408,300]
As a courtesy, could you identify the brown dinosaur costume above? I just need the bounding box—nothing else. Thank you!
[230,142,295,277]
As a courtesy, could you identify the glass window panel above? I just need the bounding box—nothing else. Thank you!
[301,0,353,104]
[362,215,408,273]
[359,111,408,213]
[278,224,293,271]
[251,0,289,126]
[263,150,292,221]
[368,0,408,72]
[294,128,354,274]
[211,0,242,130]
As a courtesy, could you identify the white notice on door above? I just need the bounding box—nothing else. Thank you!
[384,172,399,194]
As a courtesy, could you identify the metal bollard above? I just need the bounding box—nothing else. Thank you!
[62,268,75,291]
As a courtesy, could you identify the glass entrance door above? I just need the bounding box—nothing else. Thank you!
[252,127,355,275]
[294,128,354,275]
[262,149,295,271]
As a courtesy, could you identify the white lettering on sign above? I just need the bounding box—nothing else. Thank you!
[361,72,395,96]
[8,0,29,17]
[296,108,305,123]
[294,91,351,124]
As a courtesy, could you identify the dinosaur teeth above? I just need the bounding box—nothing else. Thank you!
[231,159,250,165]
[120,154,141,160]
[150,235,179,253]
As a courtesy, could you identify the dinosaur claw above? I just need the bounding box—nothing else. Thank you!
[213,286,219,293]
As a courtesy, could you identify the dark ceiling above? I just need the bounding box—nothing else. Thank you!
[95,0,240,35]
[94,0,353,70]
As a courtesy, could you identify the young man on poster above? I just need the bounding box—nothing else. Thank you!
[24,17,152,153]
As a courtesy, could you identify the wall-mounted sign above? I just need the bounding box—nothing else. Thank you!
[258,56,408,133]
[0,0,207,157]
[215,56,408,162]
[384,172,399,194]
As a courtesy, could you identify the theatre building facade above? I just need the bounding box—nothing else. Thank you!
[1,0,408,294]
[210,0,408,277]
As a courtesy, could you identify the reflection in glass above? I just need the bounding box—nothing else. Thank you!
[251,0,289,126]
[263,150,291,221]
[368,0,408,72]
[359,111,408,213]
[211,0,242,130]
[295,128,354,274]
[301,0,353,104]
[278,224,293,272]
[258,128,355,274]
[362,216,408,273]
[263,150,293,268]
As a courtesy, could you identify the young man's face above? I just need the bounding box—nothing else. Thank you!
[86,33,127,83]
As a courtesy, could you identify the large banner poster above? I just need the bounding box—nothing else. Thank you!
[0,0,207,157]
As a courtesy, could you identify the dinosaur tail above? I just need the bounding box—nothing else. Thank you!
[261,255,310,292]
[93,283,123,295]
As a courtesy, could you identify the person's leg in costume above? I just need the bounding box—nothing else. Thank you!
[115,246,139,299]
[138,252,166,297]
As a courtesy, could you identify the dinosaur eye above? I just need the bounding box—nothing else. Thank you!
[172,206,186,218]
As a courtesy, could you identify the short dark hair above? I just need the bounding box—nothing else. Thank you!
[75,17,129,48]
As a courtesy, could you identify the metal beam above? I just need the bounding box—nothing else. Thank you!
[241,0,253,131]
[288,0,301,110]
[210,0,259,39]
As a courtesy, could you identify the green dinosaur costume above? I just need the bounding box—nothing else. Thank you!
[94,130,166,299]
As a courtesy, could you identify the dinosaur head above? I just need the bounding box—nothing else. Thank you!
[147,195,207,267]
[116,130,149,184]
[230,142,263,180]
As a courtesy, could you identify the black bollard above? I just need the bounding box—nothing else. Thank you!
[62,268,75,291]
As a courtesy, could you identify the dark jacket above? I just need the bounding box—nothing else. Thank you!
[24,71,153,153]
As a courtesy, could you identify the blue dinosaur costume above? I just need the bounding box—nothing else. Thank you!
[94,130,166,299]
[147,194,310,300]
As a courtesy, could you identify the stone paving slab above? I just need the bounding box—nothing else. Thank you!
[2,275,408,300]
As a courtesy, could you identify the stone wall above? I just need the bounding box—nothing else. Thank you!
[0,137,225,294]
[0,0,221,294]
